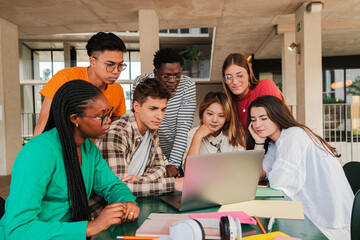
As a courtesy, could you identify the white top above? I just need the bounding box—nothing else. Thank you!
[263,127,354,229]
[184,126,244,161]
[128,130,152,176]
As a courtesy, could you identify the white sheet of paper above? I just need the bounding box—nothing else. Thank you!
[218,200,304,220]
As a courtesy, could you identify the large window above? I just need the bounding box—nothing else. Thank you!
[322,68,360,141]
[323,68,360,104]
[32,50,65,113]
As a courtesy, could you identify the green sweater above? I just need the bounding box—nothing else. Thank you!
[0,128,136,240]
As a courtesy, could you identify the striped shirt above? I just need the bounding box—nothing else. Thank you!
[133,72,196,168]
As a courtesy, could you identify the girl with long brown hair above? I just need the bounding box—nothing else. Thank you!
[246,95,353,240]
[222,53,283,147]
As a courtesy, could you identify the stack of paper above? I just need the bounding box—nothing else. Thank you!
[218,200,304,220]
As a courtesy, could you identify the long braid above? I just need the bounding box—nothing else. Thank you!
[44,80,102,221]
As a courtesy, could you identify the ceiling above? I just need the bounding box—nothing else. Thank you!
[1,0,360,81]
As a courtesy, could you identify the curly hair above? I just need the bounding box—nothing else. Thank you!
[153,48,183,69]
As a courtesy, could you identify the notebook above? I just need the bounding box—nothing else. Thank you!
[160,149,265,211]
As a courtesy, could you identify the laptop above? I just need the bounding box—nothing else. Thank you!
[160,149,265,212]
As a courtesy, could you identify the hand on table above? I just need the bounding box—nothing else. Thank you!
[86,202,127,237]
[166,165,180,177]
[123,201,140,223]
[174,177,184,192]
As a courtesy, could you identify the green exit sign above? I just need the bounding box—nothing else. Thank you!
[297,21,302,32]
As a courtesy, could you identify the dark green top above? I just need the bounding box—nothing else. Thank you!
[1,128,136,240]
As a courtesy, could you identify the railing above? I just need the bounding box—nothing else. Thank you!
[323,103,360,164]
[21,103,360,164]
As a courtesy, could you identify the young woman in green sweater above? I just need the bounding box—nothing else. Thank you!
[1,80,139,240]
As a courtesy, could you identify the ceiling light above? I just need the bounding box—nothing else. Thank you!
[331,80,353,89]
[288,42,297,51]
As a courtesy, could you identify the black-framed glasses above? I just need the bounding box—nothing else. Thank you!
[78,106,114,126]
[159,74,182,82]
[93,57,127,72]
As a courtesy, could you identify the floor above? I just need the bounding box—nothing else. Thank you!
[0,175,11,200]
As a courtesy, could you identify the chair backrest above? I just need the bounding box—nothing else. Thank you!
[0,196,4,218]
[352,190,360,240]
[343,162,360,195]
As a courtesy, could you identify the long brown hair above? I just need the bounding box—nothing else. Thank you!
[221,53,259,147]
[245,95,340,158]
[199,92,239,146]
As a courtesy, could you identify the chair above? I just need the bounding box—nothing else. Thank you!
[0,196,4,218]
[351,190,360,240]
[343,162,360,194]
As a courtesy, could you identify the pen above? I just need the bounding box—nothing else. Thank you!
[117,236,160,240]
[267,216,275,232]
[254,216,266,234]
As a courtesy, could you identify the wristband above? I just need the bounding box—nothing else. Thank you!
[255,142,265,145]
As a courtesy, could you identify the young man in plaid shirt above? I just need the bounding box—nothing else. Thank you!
[89,78,183,217]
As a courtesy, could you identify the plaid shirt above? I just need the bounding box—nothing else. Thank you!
[89,112,174,217]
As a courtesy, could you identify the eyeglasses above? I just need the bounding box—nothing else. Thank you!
[159,74,182,82]
[224,73,247,84]
[78,106,114,126]
[93,57,127,72]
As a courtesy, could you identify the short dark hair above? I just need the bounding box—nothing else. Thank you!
[153,48,183,69]
[86,32,127,56]
[133,78,171,110]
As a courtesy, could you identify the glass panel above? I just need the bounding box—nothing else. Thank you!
[118,51,130,80]
[200,28,209,34]
[346,69,360,137]
[323,69,345,103]
[169,29,178,33]
[120,83,133,114]
[345,69,360,103]
[52,51,65,76]
[77,49,90,67]
[129,51,141,80]
[180,28,189,34]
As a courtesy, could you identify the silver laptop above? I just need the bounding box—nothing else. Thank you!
[160,149,265,212]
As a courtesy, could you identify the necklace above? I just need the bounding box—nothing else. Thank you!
[241,91,253,113]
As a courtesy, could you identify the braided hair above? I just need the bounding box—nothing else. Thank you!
[44,80,102,222]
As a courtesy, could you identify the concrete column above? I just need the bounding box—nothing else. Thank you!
[0,18,22,175]
[295,2,323,135]
[139,9,159,74]
[63,42,71,69]
[281,32,296,114]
